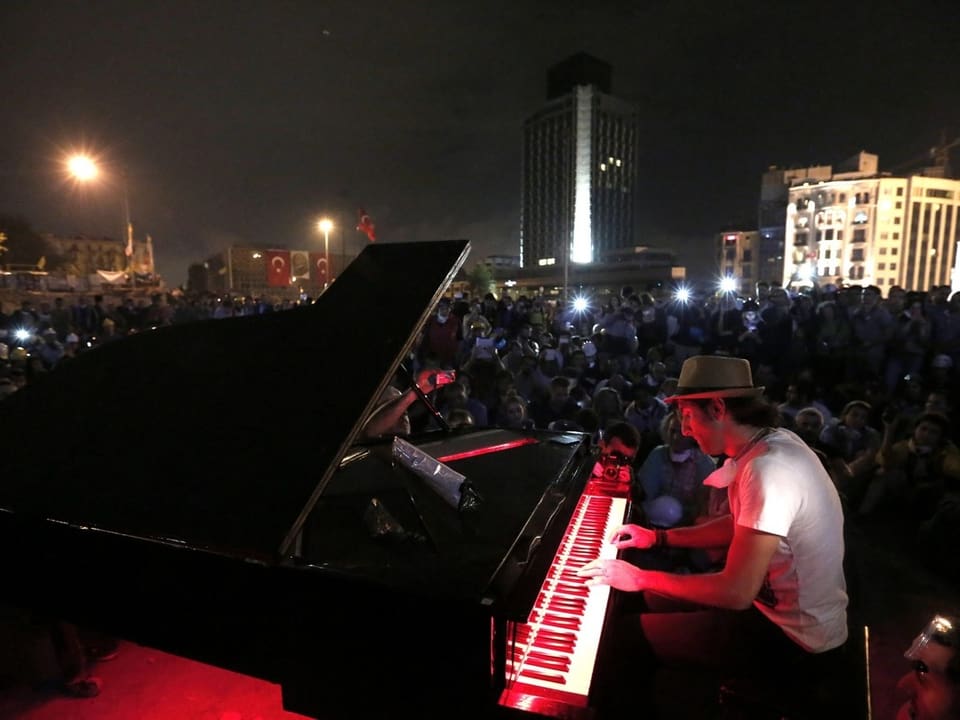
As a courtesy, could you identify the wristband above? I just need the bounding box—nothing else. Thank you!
[655,529,668,548]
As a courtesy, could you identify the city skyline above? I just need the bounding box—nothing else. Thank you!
[1,1,958,287]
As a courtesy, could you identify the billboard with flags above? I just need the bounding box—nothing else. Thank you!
[309,252,328,286]
[265,250,291,287]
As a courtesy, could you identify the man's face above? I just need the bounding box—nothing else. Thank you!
[896,639,959,720]
[794,411,823,442]
[844,406,869,430]
[676,400,725,455]
[863,290,880,309]
[914,421,944,451]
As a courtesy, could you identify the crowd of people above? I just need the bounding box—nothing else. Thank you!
[2,279,960,716]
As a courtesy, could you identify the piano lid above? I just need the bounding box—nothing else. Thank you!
[0,239,470,565]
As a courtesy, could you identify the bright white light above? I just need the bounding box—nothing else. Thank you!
[317,218,333,234]
[798,265,813,281]
[720,277,738,293]
[14,328,31,342]
[572,296,589,313]
[674,287,691,303]
[67,155,98,181]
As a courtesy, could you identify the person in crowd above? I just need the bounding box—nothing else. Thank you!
[497,393,534,430]
[418,297,460,368]
[636,412,716,529]
[528,375,579,429]
[590,420,641,490]
[624,384,669,452]
[886,294,932,392]
[578,356,848,716]
[819,400,882,504]
[859,412,960,526]
[778,380,833,426]
[591,386,625,433]
[895,613,960,720]
[812,300,852,387]
[851,285,895,382]
[36,327,65,370]
[359,368,445,439]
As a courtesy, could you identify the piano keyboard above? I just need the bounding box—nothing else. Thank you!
[499,491,628,715]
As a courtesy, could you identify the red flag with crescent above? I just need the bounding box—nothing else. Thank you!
[357,209,376,242]
[265,250,291,287]
[309,252,328,286]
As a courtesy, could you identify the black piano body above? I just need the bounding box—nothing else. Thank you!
[0,240,603,718]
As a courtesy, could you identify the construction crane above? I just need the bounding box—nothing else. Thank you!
[890,131,960,178]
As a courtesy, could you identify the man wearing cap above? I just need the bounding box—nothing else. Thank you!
[579,355,849,714]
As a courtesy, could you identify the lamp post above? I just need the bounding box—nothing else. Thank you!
[66,154,136,288]
[317,217,333,289]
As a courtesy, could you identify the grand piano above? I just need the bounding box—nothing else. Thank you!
[0,240,630,719]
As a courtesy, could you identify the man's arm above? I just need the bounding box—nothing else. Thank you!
[360,370,440,439]
[583,523,781,610]
[660,513,735,549]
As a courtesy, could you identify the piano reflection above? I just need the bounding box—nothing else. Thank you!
[0,239,630,719]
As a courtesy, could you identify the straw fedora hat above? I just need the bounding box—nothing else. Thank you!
[664,355,764,403]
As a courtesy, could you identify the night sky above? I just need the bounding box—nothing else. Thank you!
[2,0,958,286]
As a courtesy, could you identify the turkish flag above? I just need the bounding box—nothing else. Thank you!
[309,252,328,286]
[357,209,376,242]
[265,250,291,287]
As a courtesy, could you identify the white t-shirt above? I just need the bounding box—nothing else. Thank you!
[705,428,848,652]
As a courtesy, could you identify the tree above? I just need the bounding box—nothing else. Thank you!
[466,262,493,299]
[0,214,64,270]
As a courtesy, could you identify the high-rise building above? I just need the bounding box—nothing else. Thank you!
[783,153,960,291]
[520,53,639,271]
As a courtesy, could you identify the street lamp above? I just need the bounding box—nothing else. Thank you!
[66,153,136,288]
[317,217,333,288]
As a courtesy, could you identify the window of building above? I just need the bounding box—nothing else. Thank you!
[879,247,887,255]
[896,187,904,196]
[895,202,902,209]
[893,232,900,239]
[742,249,752,262]
[877,278,885,285]
[837,230,844,241]
[851,248,865,261]
[890,263,897,270]
[880,233,889,240]
[823,249,832,259]
[892,248,899,255]
[725,265,734,275]
[794,232,809,246]
[853,211,869,224]
[725,248,736,261]
[825,229,834,240]
[741,266,752,278]
[894,217,901,224]
[926,188,953,199]
[839,193,846,202]
[853,229,866,242]
[878,262,886,270]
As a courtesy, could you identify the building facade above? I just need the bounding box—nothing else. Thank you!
[783,163,960,291]
[520,53,639,271]
[716,230,761,295]
[758,163,833,284]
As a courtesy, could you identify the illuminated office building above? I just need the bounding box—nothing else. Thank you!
[520,53,639,270]
[783,152,960,291]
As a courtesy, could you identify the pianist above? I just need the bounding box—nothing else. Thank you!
[578,355,849,715]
